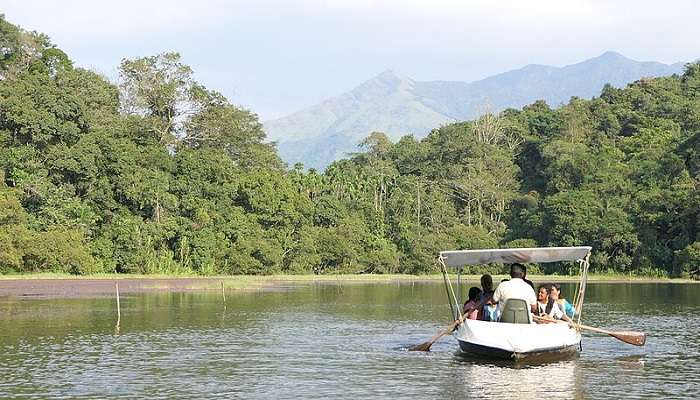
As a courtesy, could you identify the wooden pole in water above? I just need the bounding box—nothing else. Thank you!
[115,282,121,335]
[221,281,226,309]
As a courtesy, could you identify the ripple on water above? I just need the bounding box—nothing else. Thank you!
[0,282,698,399]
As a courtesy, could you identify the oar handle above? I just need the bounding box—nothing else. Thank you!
[533,315,589,332]
[531,314,569,325]
[576,323,611,334]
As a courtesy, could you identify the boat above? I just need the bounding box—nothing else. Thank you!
[438,246,592,361]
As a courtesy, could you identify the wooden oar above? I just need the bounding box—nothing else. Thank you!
[532,315,646,346]
[410,302,488,351]
[408,317,463,351]
[575,323,646,346]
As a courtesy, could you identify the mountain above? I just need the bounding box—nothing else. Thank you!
[265,52,685,170]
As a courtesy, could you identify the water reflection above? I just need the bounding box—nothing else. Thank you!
[615,354,646,370]
[447,357,583,399]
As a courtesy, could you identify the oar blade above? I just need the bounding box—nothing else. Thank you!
[408,319,461,352]
[610,331,646,346]
[408,341,433,352]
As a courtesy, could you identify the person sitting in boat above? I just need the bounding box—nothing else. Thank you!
[536,284,570,322]
[549,283,575,318]
[491,263,537,316]
[462,286,482,320]
[478,274,498,321]
[536,284,558,317]
[480,273,494,294]
[522,265,535,290]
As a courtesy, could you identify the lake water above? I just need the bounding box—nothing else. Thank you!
[0,282,698,399]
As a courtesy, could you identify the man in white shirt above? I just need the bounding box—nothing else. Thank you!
[492,263,537,313]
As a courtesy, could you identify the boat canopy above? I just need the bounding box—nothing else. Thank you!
[440,246,592,268]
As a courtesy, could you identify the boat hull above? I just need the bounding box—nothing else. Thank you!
[457,339,580,361]
[453,319,581,362]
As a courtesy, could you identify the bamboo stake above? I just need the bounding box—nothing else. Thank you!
[114,282,121,335]
[221,281,226,310]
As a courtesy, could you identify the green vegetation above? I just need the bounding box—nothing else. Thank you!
[0,17,697,277]
[1,273,693,285]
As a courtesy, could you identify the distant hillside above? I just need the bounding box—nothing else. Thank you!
[265,51,685,170]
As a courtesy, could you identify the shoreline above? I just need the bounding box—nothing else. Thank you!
[0,273,696,298]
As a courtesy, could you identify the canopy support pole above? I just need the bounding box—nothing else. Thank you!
[439,256,462,321]
[573,253,590,325]
[456,267,462,307]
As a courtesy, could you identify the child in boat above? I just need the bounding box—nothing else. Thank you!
[549,283,575,318]
[478,274,498,321]
[462,286,482,320]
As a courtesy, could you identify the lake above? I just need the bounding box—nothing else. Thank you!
[0,282,698,399]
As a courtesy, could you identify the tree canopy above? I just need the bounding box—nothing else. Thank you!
[0,16,697,277]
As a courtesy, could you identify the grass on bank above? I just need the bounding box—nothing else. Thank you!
[0,272,696,284]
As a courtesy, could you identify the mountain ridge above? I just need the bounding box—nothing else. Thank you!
[265,52,685,170]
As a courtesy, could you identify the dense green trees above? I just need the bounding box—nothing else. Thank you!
[0,16,697,276]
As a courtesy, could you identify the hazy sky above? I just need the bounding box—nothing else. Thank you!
[3,0,699,119]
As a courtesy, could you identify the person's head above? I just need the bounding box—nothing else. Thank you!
[510,263,525,279]
[468,286,482,301]
[549,283,562,300]
[480,274,493,291]
[537,284,550,302]
[522,264,528,278]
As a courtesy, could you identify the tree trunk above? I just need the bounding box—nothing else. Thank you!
[417,181,421,226]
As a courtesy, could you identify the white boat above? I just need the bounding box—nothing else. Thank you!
[439,246,592,361]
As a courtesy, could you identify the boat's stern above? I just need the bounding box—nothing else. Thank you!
[454,319,581,361]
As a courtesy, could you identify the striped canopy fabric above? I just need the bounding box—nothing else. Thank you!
[439,247,592,268]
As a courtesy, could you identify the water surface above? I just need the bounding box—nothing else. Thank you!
[0,282,698,399]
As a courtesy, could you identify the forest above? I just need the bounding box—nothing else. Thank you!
[0,16,698,277]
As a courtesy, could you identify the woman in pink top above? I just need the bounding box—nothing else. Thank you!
[462,286,482,320]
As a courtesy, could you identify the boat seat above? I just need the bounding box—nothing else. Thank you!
[499,299,531,324]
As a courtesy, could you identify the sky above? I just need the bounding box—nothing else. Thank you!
[3,0,699,120]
